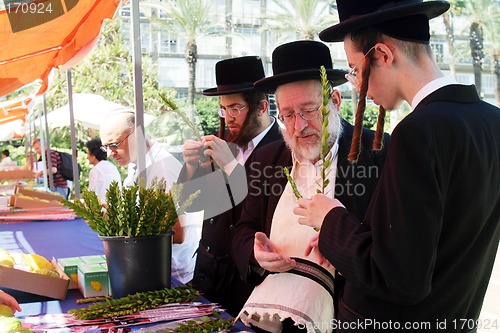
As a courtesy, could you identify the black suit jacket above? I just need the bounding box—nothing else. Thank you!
[178,119,283,316]
[232,119,390,315]
[319,85,500,332]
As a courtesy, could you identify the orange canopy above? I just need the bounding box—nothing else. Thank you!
[0,0,122,97]
[0,97,33,140]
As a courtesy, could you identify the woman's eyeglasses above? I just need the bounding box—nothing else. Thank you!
[217,105,248,118]
[100,131,134,152]
[345,45,376,86]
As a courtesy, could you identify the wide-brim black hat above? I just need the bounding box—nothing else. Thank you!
[319,0,450,42]
[254,41,347,94]
[203,56,265,96]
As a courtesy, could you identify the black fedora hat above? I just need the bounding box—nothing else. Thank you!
[203,56,265,96]
[254,41,347,94]
[319,0,450,42]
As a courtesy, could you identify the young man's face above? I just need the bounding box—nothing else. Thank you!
[344,37,403,110]
[219,94,250,137]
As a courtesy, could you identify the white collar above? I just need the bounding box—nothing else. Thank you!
[411,76,458,110]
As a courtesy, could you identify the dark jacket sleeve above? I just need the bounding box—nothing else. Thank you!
[231,142,287,286]
[319,116,443,304]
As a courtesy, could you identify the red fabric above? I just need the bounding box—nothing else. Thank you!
[45,150,67,188]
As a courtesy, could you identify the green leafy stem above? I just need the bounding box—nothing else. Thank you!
[285,66,333,232]
[69,286,201,320]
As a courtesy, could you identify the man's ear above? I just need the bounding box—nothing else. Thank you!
[329,89,342,112]
[258,99,269,116]
[374,42,395,66]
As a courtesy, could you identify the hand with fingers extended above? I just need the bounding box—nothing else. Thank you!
[0,290,21,314]
[253,232,296,273]
[294,194,345,230]
[202,135,237,169]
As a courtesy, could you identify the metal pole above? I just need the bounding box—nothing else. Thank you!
[131,0,147,186]
[42,95,55,190]
[66,69,81,198]
[36,105,49,192]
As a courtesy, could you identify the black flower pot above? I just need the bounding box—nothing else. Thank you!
[100,232,172,298]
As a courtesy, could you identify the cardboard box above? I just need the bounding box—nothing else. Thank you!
[80,255,106,265]
[0,169,35,180]
[0,260,70,300]
[9,195,63,209]
[14,186,63,202]
[57,257,84,289]
[77,263,110,298]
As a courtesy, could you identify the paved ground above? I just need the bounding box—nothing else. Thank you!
[478,246,500,333]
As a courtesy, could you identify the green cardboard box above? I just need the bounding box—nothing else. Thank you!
[79,255,106,265]
[77,263,110,298]
[57,257,84,289]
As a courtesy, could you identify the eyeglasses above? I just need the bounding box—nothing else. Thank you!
[278,106,322,125]
[100,131,133,152]
[345,46,376,86]
[217,105,248,118]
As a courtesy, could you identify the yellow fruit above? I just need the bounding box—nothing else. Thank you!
[23,254,52,272]
[0,304,13,317]
[70,274,78,283]
[90,280,102,291]
[0,260,13,268]
[35,268,60,278]
[0,250,14,264]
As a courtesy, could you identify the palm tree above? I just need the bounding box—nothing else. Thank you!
[143,0,222,122]
[462,0,499,96]
[262,0,338,41]
[441,0,465,78]
[482,3,500,106]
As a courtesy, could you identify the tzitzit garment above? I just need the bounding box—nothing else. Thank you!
[238,144,338,333]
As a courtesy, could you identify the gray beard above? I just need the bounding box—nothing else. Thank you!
[281,112,343,163]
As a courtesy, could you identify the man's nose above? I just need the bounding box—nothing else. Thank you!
[294,114,308,131]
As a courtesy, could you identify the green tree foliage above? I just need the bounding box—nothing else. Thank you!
[41,16,191,191]
[194,97,220,136]
[46,17,177,116]
[262,0,338,41]
[340,100,388,131]
[142,0,222,121]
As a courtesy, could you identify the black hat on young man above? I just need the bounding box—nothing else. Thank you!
[203,56,265,96]
[319,0,450,43]
[254,40,347,94]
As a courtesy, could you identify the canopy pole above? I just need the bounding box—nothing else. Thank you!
[66,69,81,199]
[36,104,49,192]
[131,0,147,186]
[42,95,55,190]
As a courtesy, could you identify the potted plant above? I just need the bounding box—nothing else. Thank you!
[62,178,198,298]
